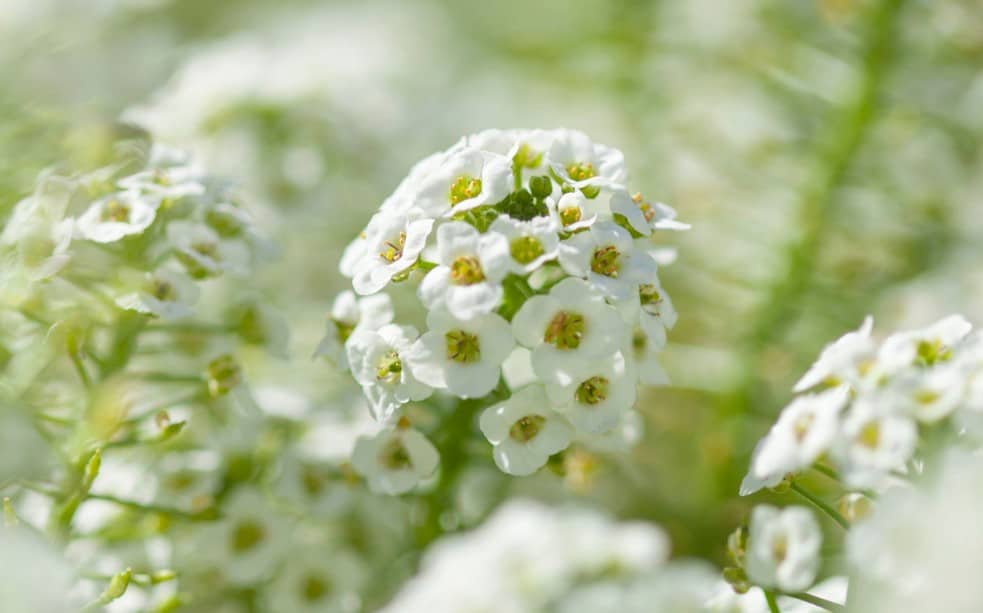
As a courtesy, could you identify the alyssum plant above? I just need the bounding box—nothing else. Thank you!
[316,128,687,493]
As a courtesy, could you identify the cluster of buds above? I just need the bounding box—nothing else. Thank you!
[317,128,687,490]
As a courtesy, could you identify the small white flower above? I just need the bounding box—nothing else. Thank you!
[346,324,432,421]
[747,385,849,484]
[314,291,394,369]
[512,277,625,385]
[418,221,510,320]
[627,327,671,386]
[488,214,560,275]
[794,316,876,392]
[616,274,677,349]
[113,266,199,319]
[467,128,554,170]
[559,221,658,300]
[351,426,439,494]
[166,220,250,278]
[352,209,433,295]
[0,174,74,282]
[877,314,973,375]
[404,309,515,398]
[480,385,573,476]
[413,147,512,216]
[745,505,822,593]
[267,545,366,613]
[76,191,158,243]
[339,234,367,279]
[197,487,291,585]
[550,191,597,231]
[610,189,689,236]
[888,363,967,423]
[118,163,206,200]
[833,397,917,488]
[545,351,637,434]
[547,129,627,191]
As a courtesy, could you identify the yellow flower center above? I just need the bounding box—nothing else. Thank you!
[101,199,131,223]
[559,206,582,227]
[376,350,402,383]
[379,231,406,263]
[445,329,481,363]
[231,519,266,553]
[450,256,485,285]
[509,236,545,264]
[575,376,609,405]
[509,414,546,442]
[449,175,483,205]
[590,245,620,277]
[858,421,881,449]
[378,436,413,470]
[566,161,596,182]
[544,311,585,350]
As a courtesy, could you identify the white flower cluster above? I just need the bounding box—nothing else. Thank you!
[318,128,687,487]
[1,142,271,321]
[380,499,693,612]
[742,314,983,493]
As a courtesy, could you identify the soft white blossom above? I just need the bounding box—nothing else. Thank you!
[113,266,199,319]
[479,385,573,476]
[545,351,637,434]
[352,209,433,295]
[76,191,158,243]
[314,291,394,369]
[346,324,432,421]
[745,505,822,593]
[350,425,439,495]
[488,214,560,275]
[413,147,512,216]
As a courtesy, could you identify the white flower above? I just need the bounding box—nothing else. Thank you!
[877,314,973,375]
[195,487,291,585]
[76,191,158,243]
[351,425,439,495]
[746,385,849,487]
[616,273,677,349]
[413,147,512,216]
[545,351,637,434]
[745,505,822,593]
[479,385,573,476]
[314,291,394,369]
[346,324,432,421]
[0,173,74,282]
[267,545,366,613]
[488,214,560,275]
[117,163,206,200]
[113,266,199,319]
[166,220,250,278]
[467,128,554,169]
[512,277,625,385]
[627,327,671,386]
[0,527,76,612]
[352,209,433,295]
[418,221,510,320]
[833,397,917,488]
[404,308,515,398]
[794,316,876,392]
[558,221,658,300]
[547,129,627,191]
[887,362,967,423]
[339,234,367,279]
[610,189,690,236]
[550,191,597,231]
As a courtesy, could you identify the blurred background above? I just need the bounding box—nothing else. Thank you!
[2,0,982,605]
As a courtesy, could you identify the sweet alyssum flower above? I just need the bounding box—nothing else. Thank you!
[112,266,200,319]
[346,324,432,421]
[404,308,515,398]
[166,220,250,279]
[480,385,573,476]
[351,425,439,494]
[76,191,159,243]
[322,128,686,481]
[745,505,822,593]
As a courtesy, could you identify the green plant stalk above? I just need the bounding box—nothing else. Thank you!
[785,591,846,612]
[790,481,849,530]
[765,589,782,613]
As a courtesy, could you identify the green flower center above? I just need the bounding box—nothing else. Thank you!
[544,311,585,350]
[639,284,661,306]
[590,246,621,277]
[509,414,546,442]
[376,350,402,383]
[379,231,406,263]
[445,329,481,363]
[301,574,331,602]
[575,376,609,405]
[101,199,131,223]
[301,464,327,497]
[914,389,940,405]
[450,256,485,285]
[858,422,880,449]
[333,319,355,343]
[916,339,951,366]
[509,236,545,265]
[566,161,596,182]
[231,519,266,553]
[378,437,413,470]
[771,535,788,563]
[793,413,814,442]
[559,206,582,227]
[150,278,176,301]
[449,175,483,205]
[152,169,171,186]
[206,354,242,397]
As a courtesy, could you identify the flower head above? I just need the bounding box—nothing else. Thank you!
[479,385,573,476]
[351,425,439,494]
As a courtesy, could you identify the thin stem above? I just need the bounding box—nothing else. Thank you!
[790,482,849,530]
[812,464,840,481]
[129,371,205,385]
[86,494,218,521]
[764,589,781,613]
[69,352,92,388]
[784,591,846,612]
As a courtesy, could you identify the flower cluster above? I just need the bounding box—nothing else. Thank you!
[742,314,983,494]
[318,128,687,488]
[380,499,723,612]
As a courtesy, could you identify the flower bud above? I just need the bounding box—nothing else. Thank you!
[528,175,552,199]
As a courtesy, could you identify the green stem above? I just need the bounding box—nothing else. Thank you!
[86,494,218,521]
[790,482,849,530]
[69,351,92,388]
[100,312,147,377]
[784,591,846,612]
[765,589,781,613]
[723,0,907,416]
